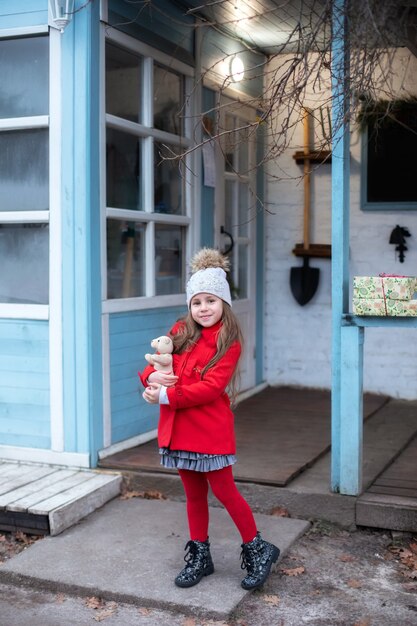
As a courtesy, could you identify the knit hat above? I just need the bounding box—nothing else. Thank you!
[186,248,232,308]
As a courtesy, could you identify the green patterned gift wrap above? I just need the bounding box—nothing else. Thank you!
[353,276,416,300]
[353,298,417,316]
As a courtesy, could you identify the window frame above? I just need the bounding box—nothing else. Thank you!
[361,124,417,212]
[102,29,195,313]
[0,28,52,320]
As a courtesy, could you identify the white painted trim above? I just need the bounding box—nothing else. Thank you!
[49,28,64,452]
[0,446,90,468]
[235,382,268,406]
[0,211,49,223]
[0,26,48,38]
[145,220,155,296]
[0,116,49,131]
[106,114,191,147]
[102,314,112,448]
[99,23,108,302]
[100,0,108,22]
[106,28,194,77]
[102,294,185,314]
[0,304,49,320]
[106,208,191,225]
[98,429,157,459]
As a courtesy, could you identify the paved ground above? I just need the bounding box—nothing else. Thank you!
[0,519,416,625]
[1,472,417,626]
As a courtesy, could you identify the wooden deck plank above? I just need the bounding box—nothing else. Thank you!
[0,464,37,485]
[0,466,59,497]
[8,471,99,512]
[100,387,389,486]
[29,474,121,515]
[0,469,77,510]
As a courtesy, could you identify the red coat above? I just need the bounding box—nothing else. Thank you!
[139,321,241,454]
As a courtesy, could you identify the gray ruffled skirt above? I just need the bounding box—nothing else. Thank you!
[159,447,236,472]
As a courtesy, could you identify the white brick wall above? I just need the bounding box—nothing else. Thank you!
[264,51,417,400]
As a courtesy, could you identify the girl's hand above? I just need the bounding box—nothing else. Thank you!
[142,382,162,404]
[147,372,178,387]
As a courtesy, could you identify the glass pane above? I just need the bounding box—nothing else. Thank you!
[106,128,141,211]
[154,65,183,135]
[107,220,145,299]
[0,224,49,304]
[0,36,48,118]
[154,142,184,215]
[0,129,48,211]
[106,43,141,123]
[225,180,235,233]
[238,123,249,174]
[224,114,236,172]
[238,183,249,236]
[237,244,248,299]
[155,224,184,295]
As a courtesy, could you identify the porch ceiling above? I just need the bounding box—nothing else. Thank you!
[182,0,417,56]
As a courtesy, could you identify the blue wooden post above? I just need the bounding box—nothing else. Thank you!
[61,0,103,466]
[340,325,364,494]
[331,0,351,492]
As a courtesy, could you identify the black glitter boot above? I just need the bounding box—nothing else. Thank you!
[174,538,214,588]
[240,532,280,590]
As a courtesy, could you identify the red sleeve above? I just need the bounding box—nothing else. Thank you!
[166,342,241,409]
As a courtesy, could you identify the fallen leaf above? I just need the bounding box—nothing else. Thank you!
[55,593,66,604]
[410,542,417,554]
[280,566,305,577]
[93,608,116,622]
[182,618,196,626]
[402,570,417,580]
[270,506,290,518]
[120,490,166,500]
[85,596,105,609]
[354,618,371,626]
[138,607,152,615]
[340,554,355,562]
[347,579,362,589]
[262,594,280,606]
[14,531,30,544]
[0,535,6,543]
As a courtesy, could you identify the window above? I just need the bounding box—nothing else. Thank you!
[105,40,192,303]
[362,100,417,210]
[222,114,253,300]
[0,35,49,305]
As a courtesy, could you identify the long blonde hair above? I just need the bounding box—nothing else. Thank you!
[171,302,243,404]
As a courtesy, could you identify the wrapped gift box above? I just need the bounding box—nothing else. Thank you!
[353,297,417,317]
[353,275,416,301]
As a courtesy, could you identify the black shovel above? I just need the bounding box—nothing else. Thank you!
[290,109,320,306]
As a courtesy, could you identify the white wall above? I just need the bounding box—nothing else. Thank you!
[265,50,417,399]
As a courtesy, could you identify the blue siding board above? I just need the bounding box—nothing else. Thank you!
[109,307,184,444]
[0,320,50,449]
[0,0,47,28]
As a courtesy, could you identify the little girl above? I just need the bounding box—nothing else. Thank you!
[140,248,279,590]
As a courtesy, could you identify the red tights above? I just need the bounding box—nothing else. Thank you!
[178,466,257,544]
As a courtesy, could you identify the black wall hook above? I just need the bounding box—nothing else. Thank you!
[389,225,411,263]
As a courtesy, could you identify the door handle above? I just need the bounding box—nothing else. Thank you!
[220,225,234,254]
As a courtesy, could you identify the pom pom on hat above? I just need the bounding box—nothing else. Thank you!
[186,248,232,308]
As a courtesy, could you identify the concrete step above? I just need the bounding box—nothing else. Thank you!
[0,461,122,536]
[356,492,417,531]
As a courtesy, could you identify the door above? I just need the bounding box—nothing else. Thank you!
[215,101,257,392]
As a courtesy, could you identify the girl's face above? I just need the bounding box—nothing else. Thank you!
[190,293,223,327]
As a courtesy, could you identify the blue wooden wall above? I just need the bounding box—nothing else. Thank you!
[0,320,50,448]
[109,306,186,444]
[0,0,47,28]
